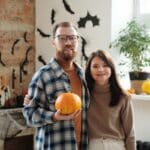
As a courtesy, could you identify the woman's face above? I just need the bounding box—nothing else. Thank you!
[90,56,111,85]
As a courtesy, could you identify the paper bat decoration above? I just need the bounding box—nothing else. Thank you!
[23,46,33,65]
[38,55,47,65]
[0,52,6,66]
[51,9,56,24]
[12,69,16,89]
[19,63,23,83]
[62,0,75,14]
[78,11,100,28]
[24,31,28,43]
[11,39,20,54]
[81,37,88,61]
[37,28,51,38]
[20,46,33,80]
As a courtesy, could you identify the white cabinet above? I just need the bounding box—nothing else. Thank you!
[132,95,150,141]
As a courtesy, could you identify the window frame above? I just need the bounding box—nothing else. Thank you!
[133,0,150,29]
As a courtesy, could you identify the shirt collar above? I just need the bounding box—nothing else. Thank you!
[48,58,83,78]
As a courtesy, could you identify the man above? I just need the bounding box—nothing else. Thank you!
[23,22,90,150]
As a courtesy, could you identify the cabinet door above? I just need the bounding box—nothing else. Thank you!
[4,135,33,150]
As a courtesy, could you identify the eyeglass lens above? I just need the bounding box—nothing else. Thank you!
[55,35,79,42]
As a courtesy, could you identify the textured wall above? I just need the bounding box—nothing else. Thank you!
[0,0,35,107]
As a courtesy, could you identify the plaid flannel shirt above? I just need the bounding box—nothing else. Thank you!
[23,58,90,150]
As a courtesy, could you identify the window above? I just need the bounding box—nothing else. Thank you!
[134,0,150,28]
[139,0,150,14]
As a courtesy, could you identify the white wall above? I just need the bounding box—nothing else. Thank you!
[36,0,111,69]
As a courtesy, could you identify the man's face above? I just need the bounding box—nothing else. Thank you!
[53,26,79,61]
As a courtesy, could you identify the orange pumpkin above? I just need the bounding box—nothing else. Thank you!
[55,92,82,115]
[141,80,150,94]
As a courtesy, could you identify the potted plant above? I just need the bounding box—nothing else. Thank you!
[110,19,150,94]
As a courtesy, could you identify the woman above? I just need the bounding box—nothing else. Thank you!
[85,50,136,150]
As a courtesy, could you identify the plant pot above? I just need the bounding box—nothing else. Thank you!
[129,72,150,94]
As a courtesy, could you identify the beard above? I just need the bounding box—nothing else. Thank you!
[59,46,77,61]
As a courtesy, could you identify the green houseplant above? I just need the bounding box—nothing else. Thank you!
[110,19,150,93]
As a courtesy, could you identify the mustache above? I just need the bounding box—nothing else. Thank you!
[64,45,74,49]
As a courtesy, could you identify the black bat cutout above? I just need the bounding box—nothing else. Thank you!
[38,55,47,65]
[78,11,100,28]
[19,63,23,83]
[62,0,75,14]
[23,31,28,43]
[81,37,88,61]
[12,69,16,89]
[0,52,6,66]
[20,46,33,78]
[51,9,56,24]
[37,28,51,38]
[11,39,20,54]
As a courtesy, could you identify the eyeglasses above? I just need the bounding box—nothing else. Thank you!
[54,35,79,42]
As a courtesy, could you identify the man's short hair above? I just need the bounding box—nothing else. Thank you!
[53,22,78,37]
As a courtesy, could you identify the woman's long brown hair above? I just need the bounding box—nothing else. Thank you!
[85,50,129,106]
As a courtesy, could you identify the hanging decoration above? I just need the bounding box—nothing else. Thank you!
[20,46,33,78]
[51,9,56,24]
[23,31,28,43]
[38,55,47,65]
[77,11,100,28]
[12,69,16,90]
[11,39,20,55]
[0,52,6,66]
[37,28,51,38]
[62,0,75,14]
[81,37,88,62]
